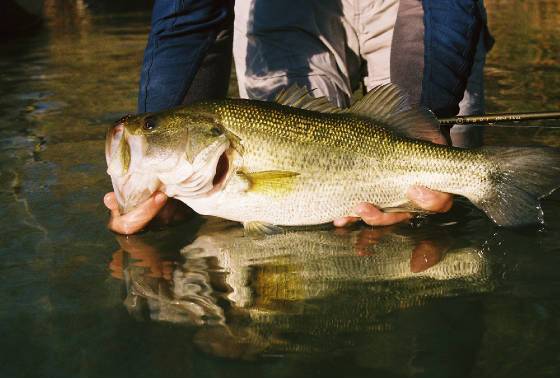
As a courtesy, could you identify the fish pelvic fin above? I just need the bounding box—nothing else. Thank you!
[244,221,285,238]
[474,146,560,226]
[343,83,446,144]
[238,170,300,197]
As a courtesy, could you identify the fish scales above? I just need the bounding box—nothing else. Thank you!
[213,99,489,198]
[106,83,560,230]
[162,99,485,226]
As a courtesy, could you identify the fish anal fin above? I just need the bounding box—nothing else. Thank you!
[244,221,285,238]
[382,203,435,215]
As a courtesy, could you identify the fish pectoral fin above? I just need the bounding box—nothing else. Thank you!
[238,170,300,196]
[243,221,285,237]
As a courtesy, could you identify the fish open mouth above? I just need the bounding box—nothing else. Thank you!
[212,150,230,189]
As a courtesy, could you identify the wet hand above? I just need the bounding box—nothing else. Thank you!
[104,191,168,234]
[333,185,454,227]
[104,191,193,234]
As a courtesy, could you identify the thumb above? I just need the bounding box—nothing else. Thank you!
[407,186,453,213]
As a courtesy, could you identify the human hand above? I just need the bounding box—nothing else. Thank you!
[104,191,193,234]
[333,185,454,227]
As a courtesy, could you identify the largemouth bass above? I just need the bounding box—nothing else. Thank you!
[106,84,560,233]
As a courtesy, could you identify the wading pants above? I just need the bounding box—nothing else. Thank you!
[138,0,234,113]
[234,0,493,146]
[138,0,492,146]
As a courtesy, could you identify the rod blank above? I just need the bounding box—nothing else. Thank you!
[438,111,560,125]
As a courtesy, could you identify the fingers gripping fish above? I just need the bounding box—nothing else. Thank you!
[106,84,560,235]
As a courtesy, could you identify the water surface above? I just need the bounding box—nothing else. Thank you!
[2,1,560,377]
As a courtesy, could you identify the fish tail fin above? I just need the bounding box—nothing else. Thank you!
[473,146,560,226]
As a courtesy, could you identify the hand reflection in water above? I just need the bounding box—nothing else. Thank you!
[409,234,452,273]
[110,235,176,280]
[108,219,487,362]
[109,220,454,294]
[335,225,451,272]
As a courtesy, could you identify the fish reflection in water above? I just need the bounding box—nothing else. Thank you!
[110,218,491,361]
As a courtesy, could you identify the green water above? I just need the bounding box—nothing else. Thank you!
[1,1,560,377]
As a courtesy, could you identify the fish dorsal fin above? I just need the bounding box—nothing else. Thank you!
[343,83,445,144]
[273,83,343,113]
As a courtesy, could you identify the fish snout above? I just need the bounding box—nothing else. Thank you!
[106,114,136,160]
[106,122,125,164]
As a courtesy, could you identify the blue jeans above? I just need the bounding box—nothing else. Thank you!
[138,0,234,113]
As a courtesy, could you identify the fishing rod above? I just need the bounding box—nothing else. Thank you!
[438,111,560,125]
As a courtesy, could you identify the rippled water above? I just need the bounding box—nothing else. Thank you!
[1,1,560,377]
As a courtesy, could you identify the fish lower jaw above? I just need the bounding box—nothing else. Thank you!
[116,172,162,213]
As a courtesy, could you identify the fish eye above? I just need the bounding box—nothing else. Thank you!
[210,126,221,136]
[143,118,156,131]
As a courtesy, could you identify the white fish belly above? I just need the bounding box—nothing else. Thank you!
[184,169,419,226]
[180,137,484,226]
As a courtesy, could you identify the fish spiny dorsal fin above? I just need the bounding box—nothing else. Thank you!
[273,83,342,113]
[343,83,445,144]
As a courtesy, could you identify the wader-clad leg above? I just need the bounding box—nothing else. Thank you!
[234,0,491,147]
[391,0,492,147]
[138,0,234,113]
